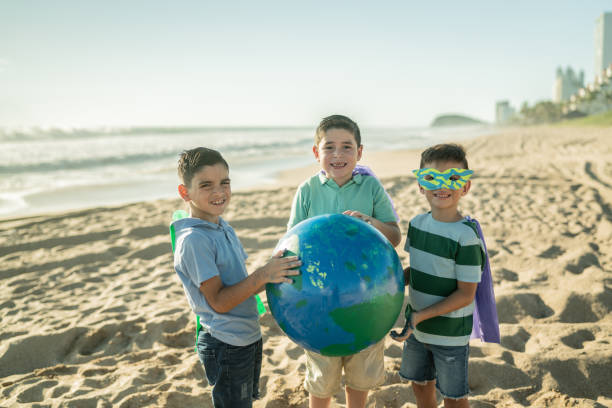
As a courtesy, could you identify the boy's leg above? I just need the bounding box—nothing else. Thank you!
[411,381,438,408]
[196,331,262,407]
[304,351,342,408]
[252,338,263,400]
[309,395,332,408]
[399,335,437,408]
[345,387,368,408]
[429,343,470,406]
[443,397,469,408]
[343,339,385,408]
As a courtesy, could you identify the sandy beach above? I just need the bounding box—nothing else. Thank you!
[1,126,611,407]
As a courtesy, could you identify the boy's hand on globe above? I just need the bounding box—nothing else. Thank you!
[263,250,301,284]
[343,210,374,225]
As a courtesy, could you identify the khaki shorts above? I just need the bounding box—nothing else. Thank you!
[304,339,386,398]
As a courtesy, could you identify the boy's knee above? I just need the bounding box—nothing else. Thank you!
[443,396,469,408]
[411,379,436,391]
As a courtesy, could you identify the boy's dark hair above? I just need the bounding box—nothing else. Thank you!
[420,143,469,169]
[178,147,228,187]
[315,114,361,146]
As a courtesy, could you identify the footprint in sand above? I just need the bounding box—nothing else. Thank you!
[16,380,59,403]
[538,245,565,259]
[468,359,532,393]
[496,293,554,323]
[161,330,193,348]
[131,242,171,261]
[536,357,611,400]
[557,293,601,323]
[564,252,600,274]
[560,329,596,349]
[127,225,168,239]
[492,267,518,284]
[500,327,531,352]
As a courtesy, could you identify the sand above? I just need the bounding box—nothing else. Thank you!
[1,126,611,407]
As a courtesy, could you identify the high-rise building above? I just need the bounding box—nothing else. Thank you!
[553,67,584,103]
[594,12,612,77]
[495,100,515,124]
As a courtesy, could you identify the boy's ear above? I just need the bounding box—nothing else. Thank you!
[312,145,320,161]
[178,184,191,202]
[461,180,471,195]
[356,144,363,161]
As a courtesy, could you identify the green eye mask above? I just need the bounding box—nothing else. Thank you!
[412,168,473,190]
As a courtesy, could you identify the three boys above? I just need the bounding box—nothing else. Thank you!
[172,123,484,407]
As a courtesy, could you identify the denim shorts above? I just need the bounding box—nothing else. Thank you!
[399,334,469,400]
[196,331,263,408]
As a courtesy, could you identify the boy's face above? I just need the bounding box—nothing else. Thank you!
[419,160,470,214]
[313,128,363,187]
[178,163,231,223]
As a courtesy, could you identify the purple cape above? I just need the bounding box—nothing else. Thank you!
[466,216,500,343]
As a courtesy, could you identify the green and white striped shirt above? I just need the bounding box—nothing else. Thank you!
[405,213,484,346]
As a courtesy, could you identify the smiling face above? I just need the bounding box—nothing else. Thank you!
[178,163,231,223]
[419,160,471,222]
[313,128,363,187]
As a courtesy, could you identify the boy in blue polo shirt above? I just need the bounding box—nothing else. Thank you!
[288,114,401,408]
[173,147,301,407]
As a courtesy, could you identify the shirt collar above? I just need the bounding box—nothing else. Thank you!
[194,216,229,231]
[317,171,364,187]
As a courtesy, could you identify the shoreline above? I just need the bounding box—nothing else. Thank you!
[0,124,499,220]
[0,126,496,221]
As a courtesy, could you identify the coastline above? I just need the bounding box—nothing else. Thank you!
[1,126,611,407]
[0,124,496,220]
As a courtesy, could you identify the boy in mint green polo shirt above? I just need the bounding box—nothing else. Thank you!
[288,114,401,408]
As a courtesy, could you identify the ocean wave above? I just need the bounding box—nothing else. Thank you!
[0,126,312,141]
[0,151,175,173]
[0,138,313,174]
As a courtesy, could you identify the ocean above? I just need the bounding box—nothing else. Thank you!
[0,125,493,218]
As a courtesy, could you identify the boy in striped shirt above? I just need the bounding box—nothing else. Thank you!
[391,143,484,408]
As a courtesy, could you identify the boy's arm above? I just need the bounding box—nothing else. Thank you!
[200,250,301,314]
[412,281,477,326]
[342,210,401,247]
[376,220,401,247]
[287,184,309,230]
[391,280,477,342]
[411,227,483,323]
[368,177,402,246]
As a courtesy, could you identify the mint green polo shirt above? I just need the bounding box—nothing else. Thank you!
[288,172,398,229]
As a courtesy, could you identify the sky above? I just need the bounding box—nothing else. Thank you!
[1,1,610,128]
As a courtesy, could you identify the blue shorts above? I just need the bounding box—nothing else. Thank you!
[399,334,470,400]
[196,331,263,408]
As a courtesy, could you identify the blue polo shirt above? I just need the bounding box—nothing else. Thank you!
[173,217,261,346]
[288,172,398,229]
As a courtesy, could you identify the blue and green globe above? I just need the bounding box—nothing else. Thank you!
[266,214,404,356]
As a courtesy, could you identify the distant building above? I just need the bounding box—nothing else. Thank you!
[495,100,515,124]
[553,67,584,103]
[594,12,612,77]
[565,64,612,115]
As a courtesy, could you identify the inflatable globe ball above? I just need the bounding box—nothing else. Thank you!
[265,214,404,356]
